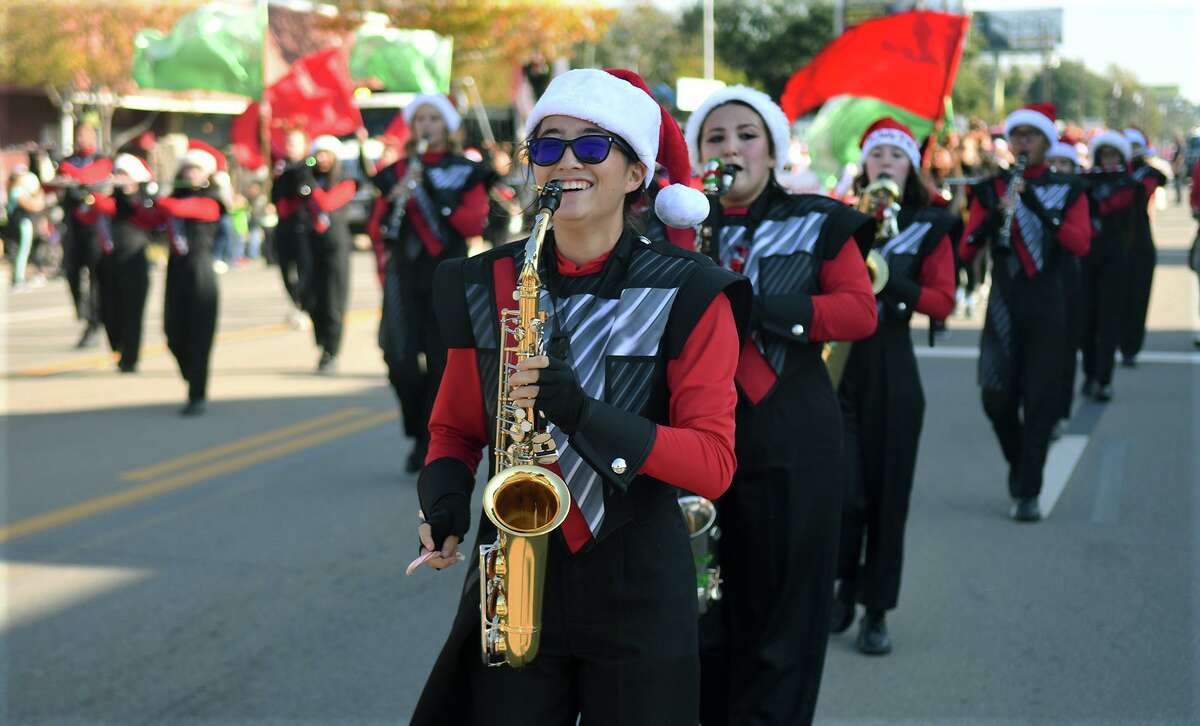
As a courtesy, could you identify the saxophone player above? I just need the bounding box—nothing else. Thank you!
[832,119,957,655]
[960,103,1091,522]
[411,69,749,725]
[364,95,490,473]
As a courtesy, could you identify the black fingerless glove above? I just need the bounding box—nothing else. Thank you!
[535,355,588,435]
[417,457,473,551]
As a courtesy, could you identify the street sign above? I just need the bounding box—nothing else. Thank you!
[974,9,1063,53]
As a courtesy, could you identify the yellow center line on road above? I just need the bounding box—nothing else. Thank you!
[11,307,382,378]
[120,406,371,481]
[0,409,398,544]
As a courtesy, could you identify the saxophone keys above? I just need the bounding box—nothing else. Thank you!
[509,428,526,442]
[512,408,526,421]
[536,455,559,465]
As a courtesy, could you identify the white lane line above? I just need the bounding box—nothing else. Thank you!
[1039,434,1089,517]
[0,306,77,324]
[916,345,1200,365]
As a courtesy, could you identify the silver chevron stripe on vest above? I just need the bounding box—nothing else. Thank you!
[539,286,679,534]
[426,165,473,191]
[880,221,931,259]
[1014,183,1070,272]
[719,213,827,288]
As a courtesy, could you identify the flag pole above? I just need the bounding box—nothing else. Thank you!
[259,0,272,197]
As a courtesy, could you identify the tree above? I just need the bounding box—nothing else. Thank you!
[678,0,834,100]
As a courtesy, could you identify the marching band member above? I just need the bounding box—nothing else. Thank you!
[1118,127,1167,367]
[272,129,314,329]
[154,143,227,416]
[277,135,357,372]
[410,68,747,726]
[832,119,956,656]
[1191,157,1200,349]
[365,95,490,473]
[1080,131,1137,402]
[88,153,157,373]
[53,122,110,348]
[1045,139,1085,423]
[960,103,1091,522]
[685,86,876,725]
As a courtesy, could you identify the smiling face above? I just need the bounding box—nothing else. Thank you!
[863,143,911,190]
[411,104,449,150]
[698,103,774,207]
[529,114,645,226]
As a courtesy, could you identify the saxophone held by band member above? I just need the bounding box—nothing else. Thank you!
[478,181,571,668]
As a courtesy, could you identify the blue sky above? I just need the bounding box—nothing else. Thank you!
[968,0,1200,102]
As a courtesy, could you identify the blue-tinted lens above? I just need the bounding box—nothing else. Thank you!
[571,136,614,164]
[528,138,566,166]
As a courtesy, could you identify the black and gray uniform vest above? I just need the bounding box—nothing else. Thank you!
[431,228,750,545]
[714,184,872,380]
[969,171,1085,279]
[1084,169,1138,259]
[871,206,959,327]
[373,153,488,261]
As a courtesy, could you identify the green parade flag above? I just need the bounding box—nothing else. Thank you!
[132,2,266,98]
[349,27,453,94]
[802,95,935,190]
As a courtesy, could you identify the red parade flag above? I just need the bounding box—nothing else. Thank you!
[779,10,970,122]
[229,47,363,170]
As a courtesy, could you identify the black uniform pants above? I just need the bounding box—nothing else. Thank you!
[380,253,447,459]
[65,223,101,325]
[165,254,219,402]
[701,359,843,726]
[1082,251,1126,386]
[1060,257,1083,418]
[308,232,350,357]
[275,222,312,311]
[415,502,699,726]
[1120,230,1155,359]
[978,261,1068,499]
[97,248,149,368]
[837,327,924,612]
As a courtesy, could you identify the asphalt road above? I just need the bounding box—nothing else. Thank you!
[2,202,1198,725]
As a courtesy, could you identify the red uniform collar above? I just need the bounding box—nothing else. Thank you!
[555,249,611,276]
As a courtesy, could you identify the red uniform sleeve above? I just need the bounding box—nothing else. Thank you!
[425,347,487,472]
[1190,161,1200,213]
[639,294,739,499]
[448,181,489,238]
[915,236,956,320]
[1056,193,1091,257]
[74,193,115,224]
[810,239,878,342]
[1096,187,1135,217]
[960,195,990,263]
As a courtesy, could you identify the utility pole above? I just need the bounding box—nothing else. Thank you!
[703,0,714,80]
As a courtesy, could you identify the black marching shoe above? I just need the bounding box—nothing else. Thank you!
[180,399,207,417]
[405,448,423,474]
[1120,354,1137,368]
[1081,379,1097,398]
[1094,384,1113,402]
[316,351,337,374]
[118,359,138,374]
[76,323,100,349]
[1010,496,1041,522]
[830,580,856,634]
[856,610,893,655]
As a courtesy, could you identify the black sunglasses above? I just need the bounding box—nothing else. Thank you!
[526,134,635,167]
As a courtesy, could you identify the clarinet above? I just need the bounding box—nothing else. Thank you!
[997,153,1027,248]
[381,137,429,240]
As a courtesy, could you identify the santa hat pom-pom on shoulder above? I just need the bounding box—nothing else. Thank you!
[655,183,710,229]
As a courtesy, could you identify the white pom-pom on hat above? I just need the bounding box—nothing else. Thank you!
[655,183,710,229]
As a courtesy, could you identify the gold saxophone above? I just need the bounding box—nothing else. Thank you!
[821,175,895,388]
[479,181,571,668]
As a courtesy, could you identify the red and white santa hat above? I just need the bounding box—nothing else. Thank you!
[683,85,791,177]
[403,93,462,133]
[1004,102,1057,146]
[1047,140,1079,166]
[524,67,710,229]
[1122,126,1148,152]
[182,139,228,177]
[113,153,154,183]
[1089,130,1131,165]
[859,117,922,170]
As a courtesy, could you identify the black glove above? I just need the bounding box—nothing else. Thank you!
[417,458,473,552]
[535,355,588,435]
[883,254,921,309]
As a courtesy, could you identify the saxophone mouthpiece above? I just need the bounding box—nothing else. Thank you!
[538,180,563,213]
